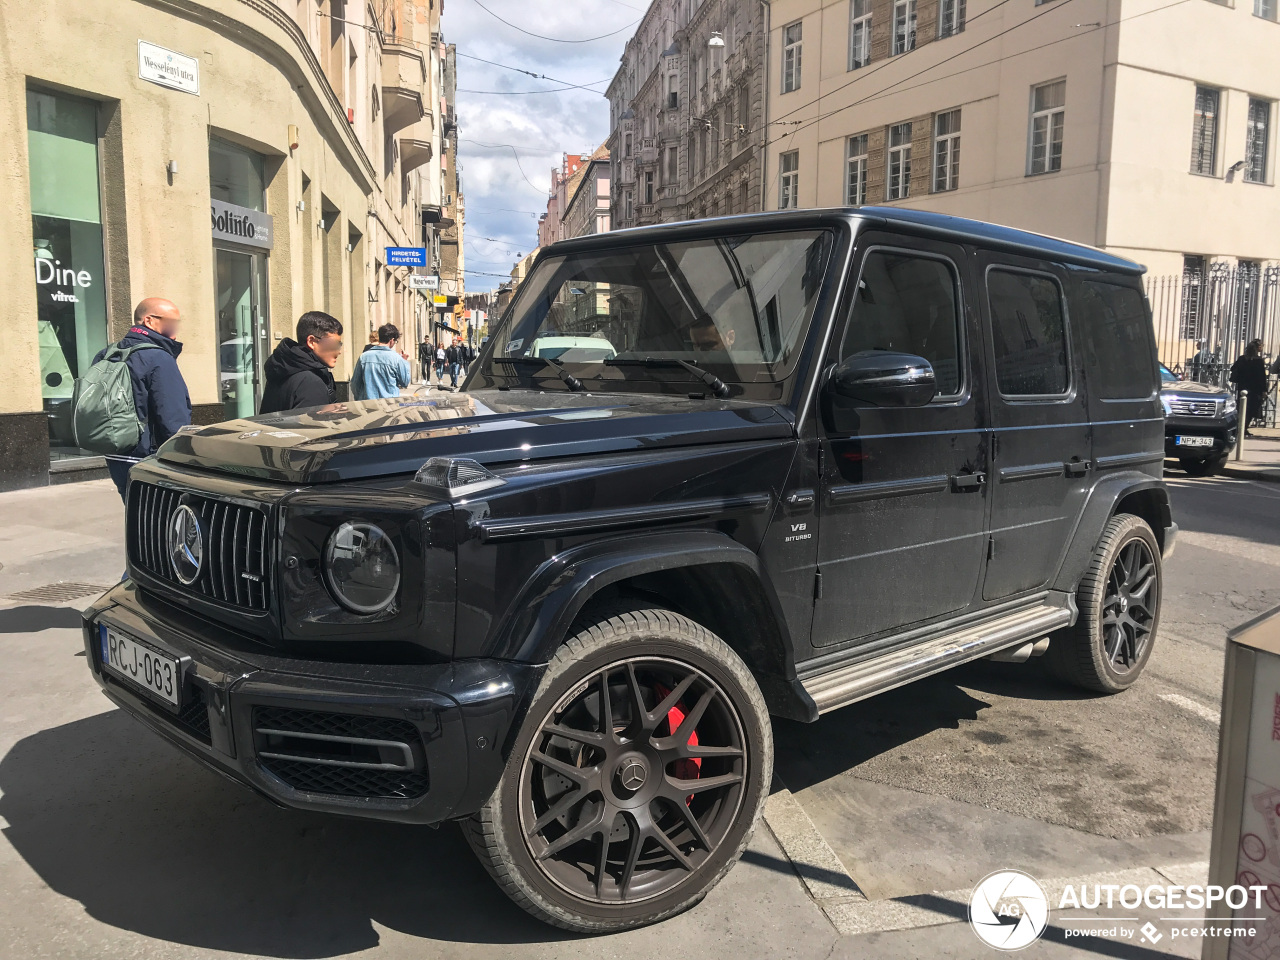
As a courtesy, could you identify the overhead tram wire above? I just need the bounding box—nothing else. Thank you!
[454,52,610,93]
[458,140,549,193]
[765,0,1195,149]
[463,0,642,43]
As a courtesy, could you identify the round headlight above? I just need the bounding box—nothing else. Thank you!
[323,522,400,614]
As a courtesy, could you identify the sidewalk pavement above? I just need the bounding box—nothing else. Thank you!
[1221,426,1280,483]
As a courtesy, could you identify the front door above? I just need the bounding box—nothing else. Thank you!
[977,253,1092,601]
[811,233,988,648]
[214,247,268,419]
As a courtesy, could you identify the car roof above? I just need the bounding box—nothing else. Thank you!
[547,207,1145,277]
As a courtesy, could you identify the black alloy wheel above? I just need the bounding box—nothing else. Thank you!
[1099,538,1158,674]
[1047,514,1162,693]
[465,606,772,933]
[518,656,746,904]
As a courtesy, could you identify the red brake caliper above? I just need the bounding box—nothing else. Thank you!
[655,684,701,802]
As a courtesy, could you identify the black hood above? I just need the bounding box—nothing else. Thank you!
[1161,379,1231,399]
[156,389,793,484]
[120,326,183,359]
[264,339,330,386]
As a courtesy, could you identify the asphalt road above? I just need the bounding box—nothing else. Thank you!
[0,475,1277,959]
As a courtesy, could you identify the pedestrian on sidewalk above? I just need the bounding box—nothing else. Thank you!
[1230,339,1268,437]
[350,323,411,400]
[88,298,192,502]
[419,336,432,382]
[445,341,461,387]
[259,312,343,414]
[435,343,447,383]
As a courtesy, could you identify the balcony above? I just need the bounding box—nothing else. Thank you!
[399,117,435,172]
[381,43,427,134]
[639,137,659,164]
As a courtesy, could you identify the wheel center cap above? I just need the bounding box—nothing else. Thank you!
[616,757,648,793]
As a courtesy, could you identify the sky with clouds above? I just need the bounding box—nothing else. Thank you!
[444,0,645,291]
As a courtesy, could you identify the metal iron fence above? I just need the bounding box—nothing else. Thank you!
[1146,263,1280,427]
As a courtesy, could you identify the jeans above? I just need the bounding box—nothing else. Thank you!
[450,363,461,385]
[105,457,135,504]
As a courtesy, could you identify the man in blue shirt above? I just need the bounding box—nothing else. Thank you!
[350,323,412,400]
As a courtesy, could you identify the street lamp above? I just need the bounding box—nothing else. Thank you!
[708,31,725,47]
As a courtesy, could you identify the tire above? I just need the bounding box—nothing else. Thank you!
[1047,514,1162,694]
[1180,455,1224,477]
[464,605,773,933]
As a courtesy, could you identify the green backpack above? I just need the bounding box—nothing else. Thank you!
[71,343,161,455]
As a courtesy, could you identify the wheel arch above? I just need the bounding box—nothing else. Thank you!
[487,531,817,722]
[1053,472,1172,595]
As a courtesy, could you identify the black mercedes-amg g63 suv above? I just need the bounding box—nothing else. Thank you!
[84,208,1174,933]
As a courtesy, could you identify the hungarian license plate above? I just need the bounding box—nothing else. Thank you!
[99,623,181,707]
[1176,435,1214,448]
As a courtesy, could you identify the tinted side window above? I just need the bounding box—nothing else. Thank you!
[986,269,1069,396]
[841,250,962,396]
[1077,281,1155,399]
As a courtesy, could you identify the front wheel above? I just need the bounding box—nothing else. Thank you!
[465,606,773,933]
[1047,514,1162,693]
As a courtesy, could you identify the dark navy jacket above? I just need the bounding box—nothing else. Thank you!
[93,327,192,458]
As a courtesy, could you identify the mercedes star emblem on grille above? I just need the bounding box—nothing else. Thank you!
[167,503,204,585]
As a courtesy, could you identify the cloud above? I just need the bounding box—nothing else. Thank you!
[447,0,638,289]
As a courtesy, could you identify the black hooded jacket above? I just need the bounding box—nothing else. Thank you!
[259,339,336,414]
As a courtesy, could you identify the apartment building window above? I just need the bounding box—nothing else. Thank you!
[779,150,799,208]
[624,132,633,159]
[1179,255,1207,340]
[644,170,654,205]
[666,145,679,183]
[888,122,912,199]
[892,0,917,55]
[849,0,872,70]
[1190,86,1219,176]
[667,75,679,110]
[782,21,803,93]
[846,134,868,205]
[1256,0,1277,20]
[1245,97,1271,184]
[933,109,961,191]
[939,0,966,37]
[1028,79,1065,175]
[624,190,634,220]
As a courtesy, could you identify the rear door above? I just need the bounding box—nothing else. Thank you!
[978,253,1093,601]
[811,232,988,648]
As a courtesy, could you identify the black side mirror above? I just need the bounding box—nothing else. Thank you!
[829,351,937,407]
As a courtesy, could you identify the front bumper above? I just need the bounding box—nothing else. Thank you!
[1164,415,1237,460]
[83,582,542,824]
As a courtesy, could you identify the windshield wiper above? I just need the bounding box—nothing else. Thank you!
[606,358,731,398]
[492,355,584,391]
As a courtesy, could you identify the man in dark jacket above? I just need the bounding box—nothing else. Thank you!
[259,311,344,414]
[94,297,192,501]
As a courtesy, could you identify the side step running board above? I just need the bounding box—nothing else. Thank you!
[801,603,1073,715]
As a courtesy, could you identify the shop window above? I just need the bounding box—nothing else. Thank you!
[27,88,109,463]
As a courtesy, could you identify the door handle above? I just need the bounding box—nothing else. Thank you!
[950,472,986,491]
[785,490,815,510]
[1064,460,1091,477]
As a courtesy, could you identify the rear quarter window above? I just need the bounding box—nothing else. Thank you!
[1077,281,1156,399]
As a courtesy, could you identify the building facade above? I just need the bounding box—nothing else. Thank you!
[537,154,587,249]
[606,0,768,230]
[561,145,612,240]
[2,0,458,491]
[761,0,1280,367]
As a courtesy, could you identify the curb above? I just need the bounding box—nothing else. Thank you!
[1221,464,1280,484]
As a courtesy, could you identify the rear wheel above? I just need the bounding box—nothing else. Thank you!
[465,606,772,933]
[1048,514,1162,693]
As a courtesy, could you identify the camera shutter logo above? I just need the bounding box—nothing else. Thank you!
[167,504,204,585]
[969,870,1049,951]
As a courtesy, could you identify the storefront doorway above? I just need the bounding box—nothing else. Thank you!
[214,246,268,419]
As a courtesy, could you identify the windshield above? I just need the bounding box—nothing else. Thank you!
[490,230,833,387]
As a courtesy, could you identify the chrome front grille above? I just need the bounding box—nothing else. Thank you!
[1166,398,1220,417]
[128,481,271,611]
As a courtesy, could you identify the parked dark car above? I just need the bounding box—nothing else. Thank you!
[1161,363,1238,475]
[84,208,1174,933]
